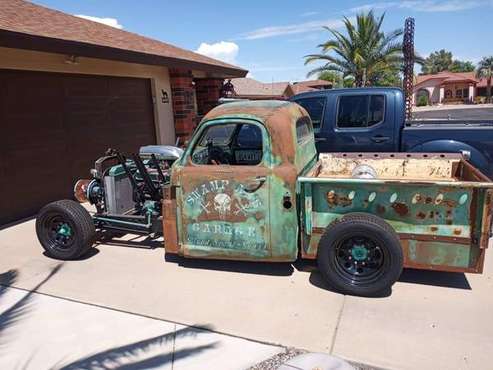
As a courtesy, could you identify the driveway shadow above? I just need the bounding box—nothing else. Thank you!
[398,268,471,290]
[96,232,162,250]
[165,254,294,276]
[53,325,217,370]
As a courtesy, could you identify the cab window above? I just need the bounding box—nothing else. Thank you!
[191,122,263,165]
[296,116,313,144]
[295,97,326,130]
[337,95,385,128]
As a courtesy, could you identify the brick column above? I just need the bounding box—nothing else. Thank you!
[169,68,196,144]
[195,78,224,117]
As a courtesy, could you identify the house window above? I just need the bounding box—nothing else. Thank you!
[445,89,452,98]
[456,89,462,98]
[463,88,469,98]
[337,95,385,128]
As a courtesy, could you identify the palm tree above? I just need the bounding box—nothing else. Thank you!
[476,56,493,103]
[305,11,417,87]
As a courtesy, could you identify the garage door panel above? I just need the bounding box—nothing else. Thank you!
[1,70,156,225]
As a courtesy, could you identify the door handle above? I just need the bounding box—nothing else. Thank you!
[315,137,327,142]
[370,136,390,143]
[243,176,266,193]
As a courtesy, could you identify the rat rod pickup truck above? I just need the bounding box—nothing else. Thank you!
[36,101,493,296]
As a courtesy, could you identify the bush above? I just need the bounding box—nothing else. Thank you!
[417,95,428,106]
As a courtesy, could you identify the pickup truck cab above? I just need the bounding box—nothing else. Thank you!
[290,88,493,178]
[162,100,493,296]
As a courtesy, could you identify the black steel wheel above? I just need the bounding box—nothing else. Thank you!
[36,200,95,260]
[317,213,403,296]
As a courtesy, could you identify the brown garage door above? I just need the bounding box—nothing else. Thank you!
[0,69,156,225]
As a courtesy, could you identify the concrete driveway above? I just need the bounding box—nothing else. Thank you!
[1,217,492,370]
[413,105,493,120]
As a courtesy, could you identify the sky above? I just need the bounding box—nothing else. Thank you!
[35,0,493,83]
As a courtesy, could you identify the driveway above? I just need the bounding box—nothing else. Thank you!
[413,105,493,120]
[1,217,493,370]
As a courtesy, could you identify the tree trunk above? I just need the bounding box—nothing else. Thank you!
[487,77,492,104]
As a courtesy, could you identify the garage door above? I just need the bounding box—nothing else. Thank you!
[0,69,156,225]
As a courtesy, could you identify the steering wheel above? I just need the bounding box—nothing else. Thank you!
[207,141,231,165]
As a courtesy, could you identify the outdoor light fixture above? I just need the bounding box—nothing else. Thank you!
[64,55,79,65]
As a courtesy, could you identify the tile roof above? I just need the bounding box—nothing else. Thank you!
[0,0,247,76]
[416,71,477,86]
[230,78,288,97]
[230,78,332,97]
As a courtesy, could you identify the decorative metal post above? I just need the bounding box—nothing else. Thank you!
[403,17,415,120]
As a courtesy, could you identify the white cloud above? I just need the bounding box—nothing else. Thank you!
[301,11,319,17]
[239,18,347,40]
[195,41,239,64]
[350,0,483,13]
[75,14,123,29]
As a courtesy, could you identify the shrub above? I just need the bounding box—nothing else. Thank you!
[417,95,428,106]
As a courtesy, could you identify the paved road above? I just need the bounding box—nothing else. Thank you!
[1,218,492,370]
[413,107,493,120]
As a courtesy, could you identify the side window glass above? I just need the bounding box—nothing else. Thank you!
[337,95,385,128]
[368,95,385,126]
[191,123,263,166]
[337,95,368,128]
[296,116,313,144]
[295,97,326,129]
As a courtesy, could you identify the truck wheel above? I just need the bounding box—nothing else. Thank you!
[36,200,95,260]
[317,213,403,296]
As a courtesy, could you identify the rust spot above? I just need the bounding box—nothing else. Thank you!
[425,197,433,204]
[417,211,426,219]
[454,228,462,235]
[429,211,435,218]
[446,220,453,225]
[326,191,336,205]
[377,205,386,214]
[430,226,438,232]
[442,199,457,208]
[391,202,409,216]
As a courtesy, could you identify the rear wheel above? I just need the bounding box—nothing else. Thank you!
[317,213,403,296]
[36,200,95,260]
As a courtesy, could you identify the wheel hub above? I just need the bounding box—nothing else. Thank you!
[57,223,72,237]
[351,244,368,261]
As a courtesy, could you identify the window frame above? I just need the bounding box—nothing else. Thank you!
[335,94,386,130]
[295,115,314,145]
[184,118,270,168]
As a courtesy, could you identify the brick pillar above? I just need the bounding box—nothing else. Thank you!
[195,78,224,117]
[170,68,196,144]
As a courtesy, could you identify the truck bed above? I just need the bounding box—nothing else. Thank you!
[298,153,493,273]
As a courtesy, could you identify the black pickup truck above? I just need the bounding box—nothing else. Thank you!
[290,88,493,178]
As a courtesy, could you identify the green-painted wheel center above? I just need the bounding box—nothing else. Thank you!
[57,223,72,237]
[351,245,368,261]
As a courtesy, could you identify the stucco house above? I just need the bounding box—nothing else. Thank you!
[0,0,247,225]
[413,71,490,105]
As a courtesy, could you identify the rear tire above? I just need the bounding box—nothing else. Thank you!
[317,213,403,296]
[36,200,95,260]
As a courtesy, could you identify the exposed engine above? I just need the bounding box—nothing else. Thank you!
[73,145,183,235]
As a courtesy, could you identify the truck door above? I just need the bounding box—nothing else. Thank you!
[327,93,397,152]
[176,119,272,260]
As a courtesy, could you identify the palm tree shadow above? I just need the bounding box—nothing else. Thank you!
[54,325,218,370]
[0,264,63,348]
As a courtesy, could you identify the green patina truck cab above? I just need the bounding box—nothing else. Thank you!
[163,100,493,291]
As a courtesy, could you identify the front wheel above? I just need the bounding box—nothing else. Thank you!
[317,213,403,296]
[36,200,95,260]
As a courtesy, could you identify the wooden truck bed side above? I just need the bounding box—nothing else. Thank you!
[298,153,493,273]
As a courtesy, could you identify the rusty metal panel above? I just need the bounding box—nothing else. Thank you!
[480,189,493,249]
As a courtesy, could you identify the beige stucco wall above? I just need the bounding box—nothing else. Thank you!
[0,46,176,145]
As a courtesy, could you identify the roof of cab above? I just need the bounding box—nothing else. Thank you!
[203,100,293,122]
